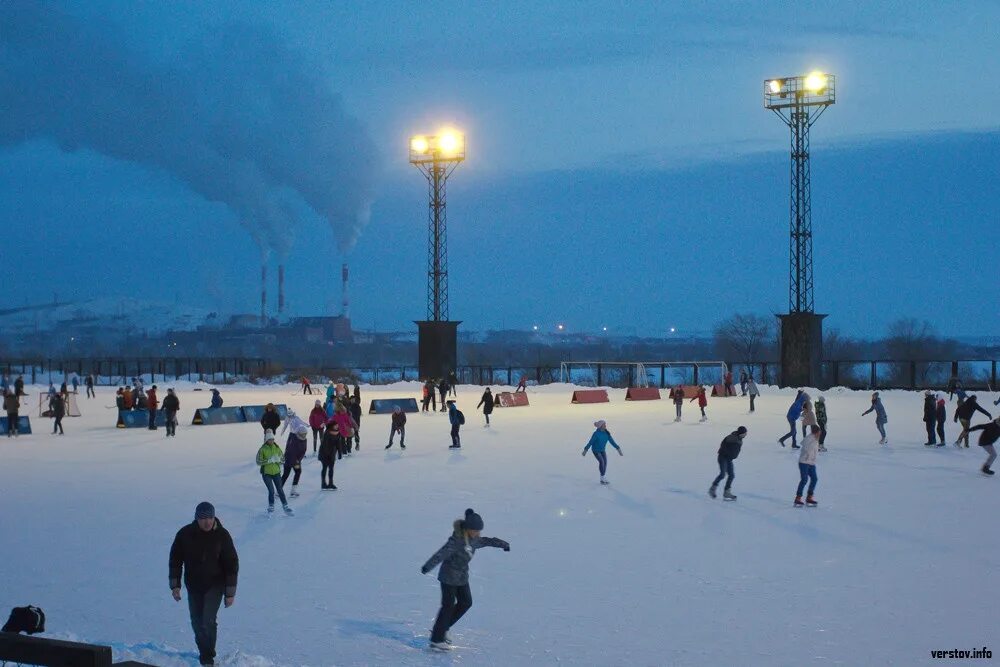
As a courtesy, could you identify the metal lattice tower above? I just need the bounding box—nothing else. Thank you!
[764,73,835,313]
[410,132,465,321]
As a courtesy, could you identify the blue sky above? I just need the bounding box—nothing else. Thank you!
[1,1,998,337]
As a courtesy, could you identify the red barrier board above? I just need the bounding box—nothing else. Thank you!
[571,389,610,404]
[710,384,735,397]
[497,392,529,407]
[668,386,702,399]
[625,387,661,401]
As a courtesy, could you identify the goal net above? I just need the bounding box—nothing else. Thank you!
[559,361,729,388]
[38,393,82,417]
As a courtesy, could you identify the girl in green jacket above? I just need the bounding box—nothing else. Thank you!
[256,430,292,515]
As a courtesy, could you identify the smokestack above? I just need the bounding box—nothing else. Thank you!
[278,264,285,317]
[341,264,349,318]
[260,264,267,326]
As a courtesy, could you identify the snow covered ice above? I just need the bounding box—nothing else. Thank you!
[3,382,997,666]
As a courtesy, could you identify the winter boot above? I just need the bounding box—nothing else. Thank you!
[283,504,294,516]
[982,466,995,476]
[290,484,299,498]
[818,445,828,452]
[267,504,275,513]
[400,444,406,449]
[794,496,804,507]
[791,444,800,449]
[385,442,393,449]
[600,475,609,485]
[806,496,818,507]
[708,484,717,498]
[723,489,736,501]
[329,483,337,489]
[429,641,452,652]
[777,438,785,447]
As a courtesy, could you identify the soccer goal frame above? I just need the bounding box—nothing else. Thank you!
[559,361,729,388]
[38,392,82,417]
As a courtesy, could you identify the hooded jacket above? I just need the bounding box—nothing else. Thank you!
[799,432,820,465]
[162,392,180,413]
[391,411,407,430]
[309,406,327,429]
[256,441,284,476]
[318,428,339,463]
[954,397,992,423]
[815,399,827,424]
[786,392,807,421]
[583,429,621,454]
[260,408,281,432]
[210,391,223,409]
[717,431,744,460]
[4,394,19,413]
[923,395,936,422]
[862,397,888,424]
[169,518,239,596]
[477,390,494,414]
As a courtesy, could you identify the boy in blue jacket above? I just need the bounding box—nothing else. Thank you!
[582,419,623,485]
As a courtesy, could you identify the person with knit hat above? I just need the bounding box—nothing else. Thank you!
[861,392,888,445]
[815,396,828,451]
[279,410,309,498]
[162,388,180,437]
[255,430,292,514]
[421,508,510,651]
[169,501,239,666]
[308,400,327,454]
[967,416,1000,475]
[935,395,947,446]
[794,424,821,506]
[582,419,623,485]
[709,426,747,501]
[318,422,340,489]
[386,405,407,449]
[259,403,281,433]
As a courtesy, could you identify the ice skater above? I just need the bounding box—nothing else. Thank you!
[280,410,309,498]
[967,417,1000,475]
[739,368,749,396]
[794,424,821,506]
[309,400,326,454]
[747,376,759,413]
[922,391,937,446]
[582,419,623,485]
[255,430,292,515]
[690,386,708,421]
[671,385,684,421]
[259,403,281,433]
[779,390,807,448]
[85,373,95,398]
[477,387,494,427]
[163,388,180,437]
[935,396,947,446]
[4,389,18,437]
[816,396,828,451]
[447,400,464,449]
[953,395,992,448]
[168,502,239,667]
[420,508,510,651]
[861,392,888,445]
[386,406,406,449]
[49,392,65,435]
[800,399,817,438]
[709,426,747,501]
[318,423,339,489]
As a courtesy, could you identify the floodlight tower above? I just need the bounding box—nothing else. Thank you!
[409,129,466,379]
[764,72,836,388]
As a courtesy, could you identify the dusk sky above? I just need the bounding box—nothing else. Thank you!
[2,1,998,337]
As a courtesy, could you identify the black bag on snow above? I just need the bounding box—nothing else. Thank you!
[2,605,45,634]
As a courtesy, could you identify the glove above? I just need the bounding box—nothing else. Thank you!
[421,566,429,575]
[581,450,587,457]
[502,541,511,552]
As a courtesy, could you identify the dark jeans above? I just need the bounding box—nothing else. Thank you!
[312,427,321,452]
[303,385,312,394]
[187,586,224,663]
[53,415,64,434]
[389,425,405,446]
[86,386,95,398]
[165,411,177,436]
[6,411,18,436]
[281,461,302,486]
[779,417,797,446]
[936,420,945,443]
[925,421,936,444]
[592,450,608,476]
[439,391,447,411]
[321,460,335,486]
[749,394,756,412]
[262,473,287,506]
[484,412,491,425]
[450,423,461,447]
[797,463,818,497]
[818,422,827,445]
[148,409,157,430]
[713,456,735,490]
[431,583,472,643]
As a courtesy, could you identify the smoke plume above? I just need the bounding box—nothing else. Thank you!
[0,1,378,255]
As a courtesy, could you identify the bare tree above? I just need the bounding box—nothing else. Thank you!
[713,314,775,365]
[883,318,960,385]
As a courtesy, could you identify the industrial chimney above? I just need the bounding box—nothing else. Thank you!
[278,264,285,317]
[341,264,350,318]
[260,264,267,327]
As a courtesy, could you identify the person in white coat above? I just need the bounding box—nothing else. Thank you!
[794,424,821,507]
[746,377,759,413]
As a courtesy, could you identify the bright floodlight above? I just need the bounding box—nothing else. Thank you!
[409,129,466,164]
[764,72,836,110]
[804,71,827,92]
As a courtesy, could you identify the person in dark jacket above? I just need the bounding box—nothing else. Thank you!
[426,379,437,412]
[85,373,95,398]
[115,388,126,411]
[438,379,450,412]
[14,375,25,397]
[348,395,363,449]
[169,502,239,667]
[318,423,339,489]
[146,385,159,430]
[3,389,18,437]
[162,389,180,437]
[922,391,937,446]
[935,396,947,446]
[447,401,463,448]
[387,406,407,449]
[447,370,458,397]
[968,417,1000,475]
[421,508,510,651]
[49,392,66,435]
[671,385,684,421]
[723,371,735,396]
[709,426,747,500]
[815,396,828,451]
[210,389,223,409]
[954,396,992,448]
[779,390,806,448]
[739,369,749,396]
[476,388,495,427]
[260,403,281,433]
